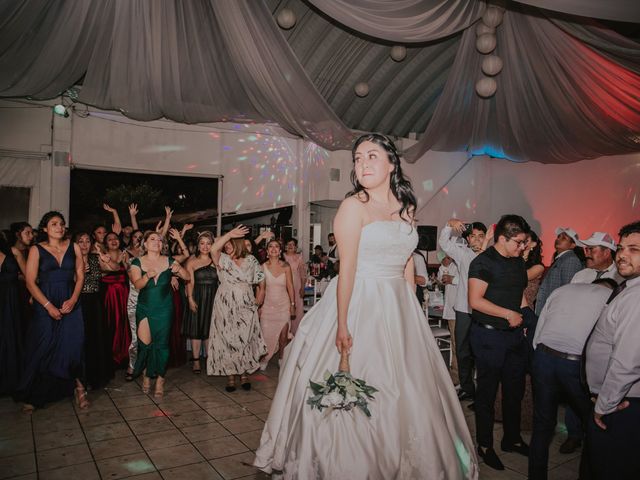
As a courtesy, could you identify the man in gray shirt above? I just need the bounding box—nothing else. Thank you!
[585,220,640,480]
[528,279,616,480]
[438,218,486,403]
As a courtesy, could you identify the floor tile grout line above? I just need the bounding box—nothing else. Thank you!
[73,394,106,480]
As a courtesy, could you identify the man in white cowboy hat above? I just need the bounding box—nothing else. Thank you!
[572,231,624,284]
[535,227,583,316]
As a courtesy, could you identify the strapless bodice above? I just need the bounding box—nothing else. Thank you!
[355,221,418,279]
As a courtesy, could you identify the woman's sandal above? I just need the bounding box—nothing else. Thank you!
[240,375,251,391]
[191,357,201,374]
[142,376,151,394]
[154,379,164,399]
[225,375,236,392]
[74,387,90,409]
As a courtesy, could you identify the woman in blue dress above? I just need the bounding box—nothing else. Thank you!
[15,211,89,412]
[0,231,22,395]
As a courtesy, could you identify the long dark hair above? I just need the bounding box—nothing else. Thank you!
[347,133,417,222]
[525,231,543,268]
[37,211,66,242]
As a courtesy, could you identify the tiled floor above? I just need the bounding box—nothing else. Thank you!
[0,363,581,479]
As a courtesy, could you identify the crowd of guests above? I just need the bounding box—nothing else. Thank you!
[437,214,640,480]
[2,203,638,479]
[0,203,315,407]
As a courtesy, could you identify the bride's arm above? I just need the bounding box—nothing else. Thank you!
[333,198,363,354]
[404,256,416,290]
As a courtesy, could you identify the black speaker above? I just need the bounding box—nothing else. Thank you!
[417,225,437,251]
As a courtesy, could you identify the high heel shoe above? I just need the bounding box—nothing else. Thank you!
[225,375,236,392]
[191,357,201,374]
[74,386,90,409]
[142,376,151,394]
[240,375,251,391]
[154,378,164,399]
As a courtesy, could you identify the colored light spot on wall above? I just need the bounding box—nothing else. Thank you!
[422,180,434,192]
[238,156,247,161]
[223,146,232,151]
[442,186,449,195]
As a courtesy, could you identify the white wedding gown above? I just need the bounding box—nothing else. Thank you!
[254,221,478,479]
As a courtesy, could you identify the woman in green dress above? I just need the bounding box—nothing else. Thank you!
[128,231,189,398]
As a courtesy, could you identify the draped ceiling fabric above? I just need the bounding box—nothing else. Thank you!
[1,0,639,164]
[306,0,487,43]
[0,0,356,149]
[403,4,640,163]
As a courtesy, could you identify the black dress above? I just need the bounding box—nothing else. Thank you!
[182,263,218,339]
[81,254,114,389]
[0,254,21,395]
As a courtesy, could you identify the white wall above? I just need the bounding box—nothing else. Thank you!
[2,99,639,266]
[316,140,640,265]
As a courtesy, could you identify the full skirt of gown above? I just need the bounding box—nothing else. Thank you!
[15,244,84,407]
[254,221,478,479]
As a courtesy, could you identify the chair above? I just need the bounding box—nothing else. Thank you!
[430,326,452,367]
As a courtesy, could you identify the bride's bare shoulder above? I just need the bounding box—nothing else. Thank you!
[336,196,367,220]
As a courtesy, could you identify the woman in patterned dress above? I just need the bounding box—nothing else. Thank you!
[206,226,267,392]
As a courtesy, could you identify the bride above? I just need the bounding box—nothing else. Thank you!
[254,134,478,479]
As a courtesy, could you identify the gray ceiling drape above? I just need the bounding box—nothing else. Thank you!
[403,5,640,163]
[1,0,639,164]
[306,0,487,43]
[0,0,356,149]
[514,0,640,23]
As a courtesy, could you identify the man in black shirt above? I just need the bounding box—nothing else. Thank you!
[468,214,530,470]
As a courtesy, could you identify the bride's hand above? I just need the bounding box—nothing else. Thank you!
[335,326,352,354]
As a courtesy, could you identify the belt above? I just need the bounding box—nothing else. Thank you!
[538,343,581,362]
[475,322,512,332]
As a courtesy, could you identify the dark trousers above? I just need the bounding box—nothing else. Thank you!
[454,310,475,396]
[528,348,592,480]
[470,323,527,448]
[587,398,640,480]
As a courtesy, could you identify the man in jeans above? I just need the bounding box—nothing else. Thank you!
[438,218,486,405]
[528,279,616,480]
[468,214,530,470]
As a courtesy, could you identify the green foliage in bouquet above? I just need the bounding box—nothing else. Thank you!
[307,370,378,417]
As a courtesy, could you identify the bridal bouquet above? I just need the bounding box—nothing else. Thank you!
[307,351,378,417]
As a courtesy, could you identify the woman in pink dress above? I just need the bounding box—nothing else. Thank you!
[283,238,306,334]
[259,240,296,370]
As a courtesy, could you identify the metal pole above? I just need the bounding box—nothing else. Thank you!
[217,176,223,237]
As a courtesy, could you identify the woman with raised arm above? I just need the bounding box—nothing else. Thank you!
[15,211,89,412]
[254,134,478,479]
[124,229,143,381]
[259,239,295,370]
[182,231,218,374]
[128,231,189,398]
[283,238,306,334]
[206,226,267,392]
[99,231,130,368]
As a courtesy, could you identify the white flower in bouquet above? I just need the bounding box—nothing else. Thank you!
[322,391,344,407]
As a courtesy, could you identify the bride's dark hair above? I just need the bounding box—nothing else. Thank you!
[346,133,417,222]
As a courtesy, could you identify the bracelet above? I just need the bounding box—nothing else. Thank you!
[43,301,50,308]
